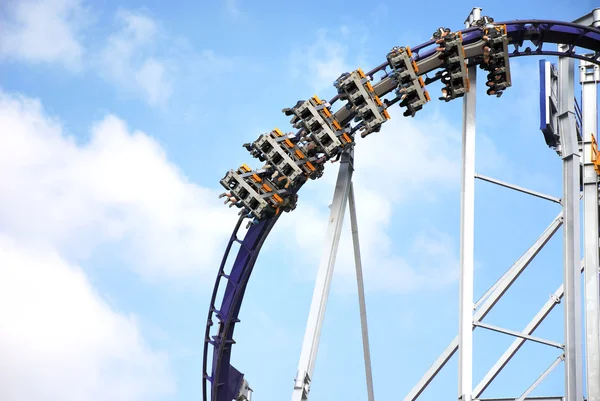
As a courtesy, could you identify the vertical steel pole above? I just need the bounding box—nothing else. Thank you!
[557,44,584,401]
[458,7,480,401]
[292,151,354,401]
[580,59,600,401]
[348,182,375,401]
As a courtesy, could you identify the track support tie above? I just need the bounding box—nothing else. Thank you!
[232,236,255,253]
[221,338,237,347]
[210,335,237,346]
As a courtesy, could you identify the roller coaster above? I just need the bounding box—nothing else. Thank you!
[203,8,600,401]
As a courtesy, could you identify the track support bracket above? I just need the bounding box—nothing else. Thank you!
[291,150,375,401]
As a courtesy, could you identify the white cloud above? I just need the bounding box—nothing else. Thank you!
[0,88,237,280]
[98,9,173,106]
[135,58,173,105]
[0,0,87,70]
[0,4,233,108]
[224,0,243,19]
[193,49,235,72]
[0,233,174,401]
[288,25,371,95]
[96,9,235,107]
[289,28,353,94]
[374,228,460,292]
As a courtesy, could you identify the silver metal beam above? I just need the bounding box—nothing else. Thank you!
[516,355,564,401]
[473,321,564,349]
[473,261,585,398]
[474,174,561,204]
[557,44,584,401]
[477,397,564,401]
[473,212,563,320]
[474,213,562,310]
[348,181,375,401]
[403,213,562,401]
[580,58,600,401]
[571,8,600,27]
[292,151,354,401]
[463,6,482,26]
[458,8,480,401]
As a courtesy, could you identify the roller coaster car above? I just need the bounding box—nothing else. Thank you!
[334,69,391,138]
[296,140,327,179]
[282,96,353,158]
[436,31,470,101]
[219,169,274,220]
[219,165,298,222]
[247,129,327,182]
[243,129,311,186]
[433,28,459,55]
[479,24,512,97]
[386,46,431,117]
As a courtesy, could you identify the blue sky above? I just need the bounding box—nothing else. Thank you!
[0,1,598,401]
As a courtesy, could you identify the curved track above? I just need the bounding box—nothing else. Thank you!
[203,19,600,401]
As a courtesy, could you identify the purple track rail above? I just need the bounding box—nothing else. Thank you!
[203,215,280,401]
[203,19,600,401]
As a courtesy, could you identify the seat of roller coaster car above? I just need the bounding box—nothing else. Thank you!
[334,72,351,88]
[486,87,502,98]
[432,27,451,40]
[440,71,451,83]
[473,15,495,27]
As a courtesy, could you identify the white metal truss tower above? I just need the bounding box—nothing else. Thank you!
[289,7,600,401]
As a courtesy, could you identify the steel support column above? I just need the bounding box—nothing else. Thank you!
[292,151,354,401]
[580,58,600,401]
[458,7,481,401]
[349,182,375,401]
[557,44,583,401]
